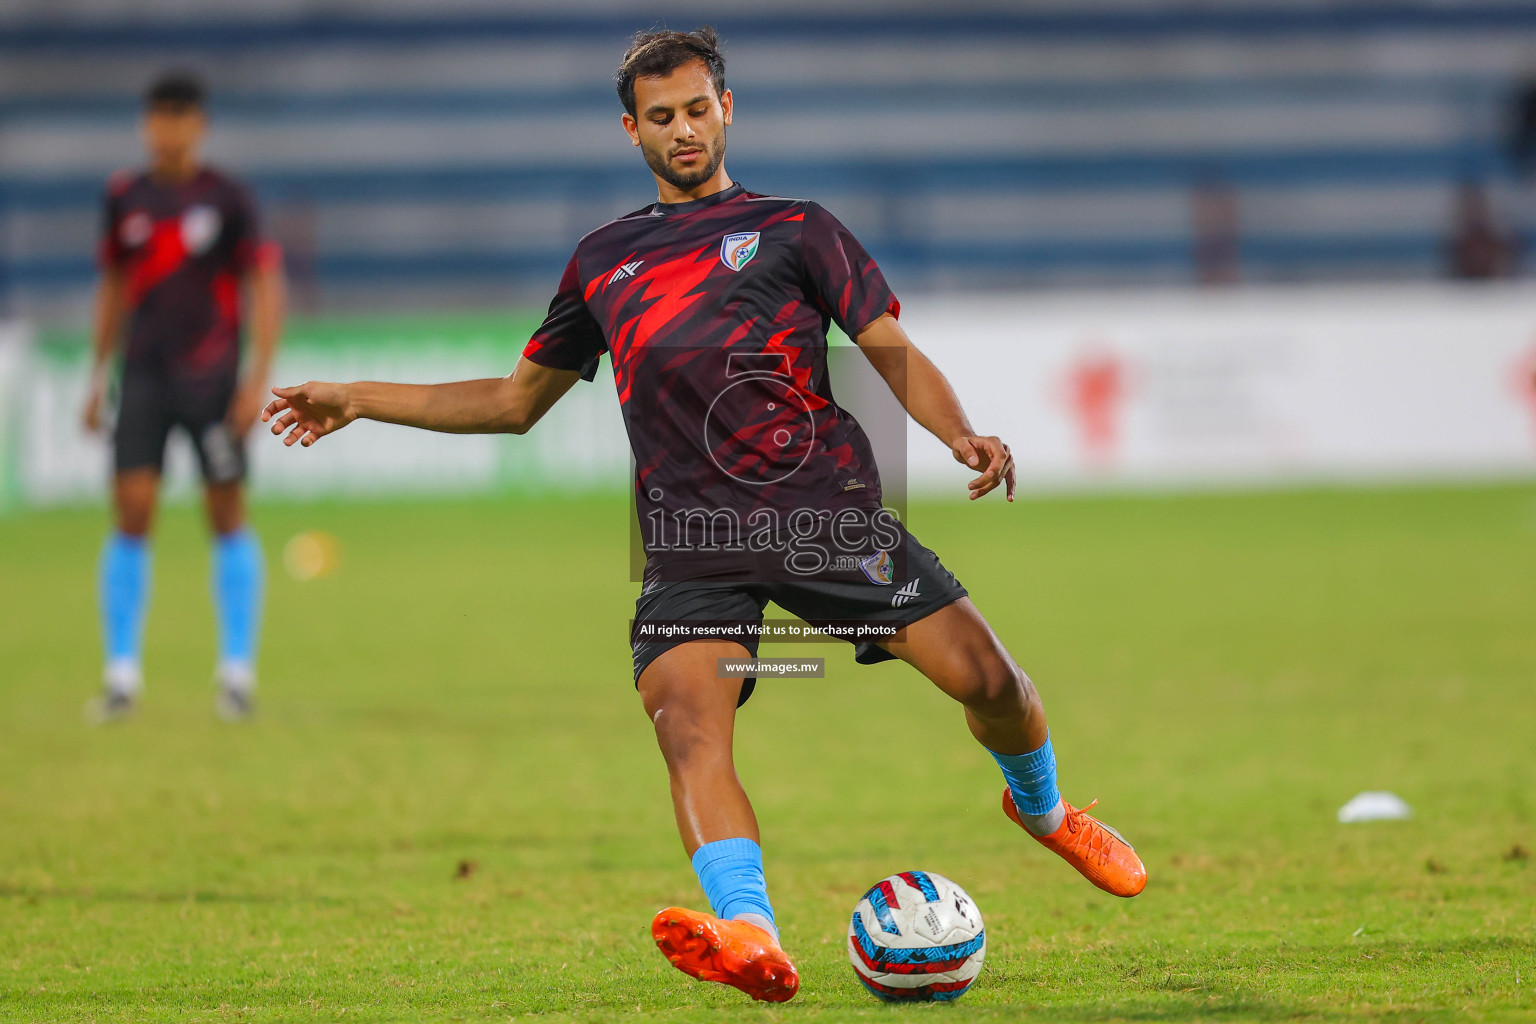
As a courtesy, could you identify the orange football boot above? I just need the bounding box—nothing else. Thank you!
[1003,789,1147,897]
[652,907,799,1002]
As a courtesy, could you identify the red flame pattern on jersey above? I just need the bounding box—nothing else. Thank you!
[124,218,189,307]
[610,245,718,405]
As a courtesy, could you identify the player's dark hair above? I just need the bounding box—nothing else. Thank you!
[145,71,205,111]
[616,26,726,117]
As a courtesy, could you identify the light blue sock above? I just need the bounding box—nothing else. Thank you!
[212,529,264,670]
[691,838,776,937]
[990,732,1065,835]
[100,532,151,672]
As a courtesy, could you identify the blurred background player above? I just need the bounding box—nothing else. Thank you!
[80,72,286,722]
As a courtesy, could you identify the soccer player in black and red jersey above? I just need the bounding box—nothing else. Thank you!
[262,28,1145,1002]
[83,73,286,722]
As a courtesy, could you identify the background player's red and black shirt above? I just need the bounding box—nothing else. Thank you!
[100,167,278,377]
[522,184,902,576]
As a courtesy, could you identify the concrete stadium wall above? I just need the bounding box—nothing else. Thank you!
[4,282,1535,508]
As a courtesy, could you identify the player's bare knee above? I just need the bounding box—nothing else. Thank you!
[114,501,155,537]
[115,517,153,538]
[651,706,730,768]
[963,656,1031,720]
[205,484,245,535]
[641,685,727,763]
[113,472,159,536]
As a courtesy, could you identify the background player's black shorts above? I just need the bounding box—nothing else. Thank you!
[630,522,968,706]
[114,369,246,484]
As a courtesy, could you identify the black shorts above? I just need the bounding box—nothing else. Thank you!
[114,369,246,484]
[630,522,968,706]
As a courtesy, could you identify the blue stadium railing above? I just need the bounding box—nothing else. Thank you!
[0,150,1506,295]
[0,75,1508,121]
[6,4,1536,49]
[0,5,1529,303]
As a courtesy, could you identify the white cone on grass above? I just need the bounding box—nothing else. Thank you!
[1337,791,1412,823]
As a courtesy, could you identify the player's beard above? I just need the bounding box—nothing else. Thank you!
[645,128,727,193]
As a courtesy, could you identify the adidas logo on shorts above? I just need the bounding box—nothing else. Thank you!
[890,578,921,608]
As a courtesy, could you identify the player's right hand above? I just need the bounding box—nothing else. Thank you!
[952,434,1016,502]
[262,382,355,447]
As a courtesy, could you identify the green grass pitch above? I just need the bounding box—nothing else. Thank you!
[2,483,1534,1022]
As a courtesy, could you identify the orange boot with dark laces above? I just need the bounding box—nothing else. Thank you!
[1003,789,1147,897]
[652,907,800,1002]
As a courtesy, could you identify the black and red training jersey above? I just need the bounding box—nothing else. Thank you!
[99,167,278,377]
[522,184,902,575]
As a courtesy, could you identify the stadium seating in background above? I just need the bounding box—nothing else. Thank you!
[3,0,1536,316]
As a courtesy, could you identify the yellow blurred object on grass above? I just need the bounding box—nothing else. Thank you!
[282,530,340,581]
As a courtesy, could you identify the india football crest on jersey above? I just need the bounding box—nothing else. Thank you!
[720,231,761,272]
[181,204,222,255]
[859,549,895,585]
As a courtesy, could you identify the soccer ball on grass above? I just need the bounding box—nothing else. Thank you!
[847,870,985,1001]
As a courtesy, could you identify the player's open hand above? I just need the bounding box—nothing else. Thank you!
[952,435,1016,502]
[262,382,355,447]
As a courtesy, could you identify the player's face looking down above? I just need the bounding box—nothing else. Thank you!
[142,103,206,178]
[622,59,732,198]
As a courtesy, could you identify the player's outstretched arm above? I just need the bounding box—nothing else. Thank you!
[260,357,582,447]
[853,313,1015,502]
